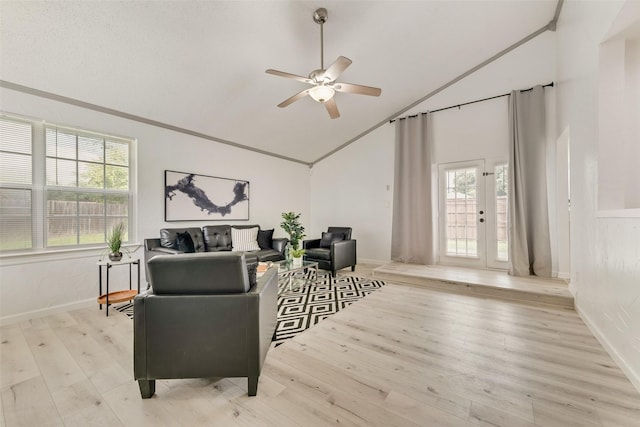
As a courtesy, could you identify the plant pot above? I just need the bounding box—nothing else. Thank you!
[108,252,123,262]
[292,256,303,268]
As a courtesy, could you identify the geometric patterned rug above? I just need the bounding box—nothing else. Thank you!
[112,271,385,347]
[273,271,385,346]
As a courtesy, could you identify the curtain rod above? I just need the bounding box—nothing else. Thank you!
[389,82,554,123]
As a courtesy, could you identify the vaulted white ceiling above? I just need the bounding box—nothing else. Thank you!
[0,1,557,164]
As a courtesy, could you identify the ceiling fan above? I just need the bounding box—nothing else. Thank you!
[266,7,382,119]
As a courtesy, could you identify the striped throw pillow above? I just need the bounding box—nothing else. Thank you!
[231,227,260,252]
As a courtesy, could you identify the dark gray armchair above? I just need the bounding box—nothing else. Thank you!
[134,252,278,398]
[303,227,356,277]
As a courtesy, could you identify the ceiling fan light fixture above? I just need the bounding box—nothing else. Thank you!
[309,85,335,103]
[265,7,381,118]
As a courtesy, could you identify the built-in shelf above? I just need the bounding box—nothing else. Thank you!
[596,208,640,218]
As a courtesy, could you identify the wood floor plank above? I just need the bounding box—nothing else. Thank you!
[0,326,39,392]
[86,360,132,395]
[54,323,120,379]
[101,380,183,427]
[20,311,78,332]
[1,376,63,427]
[263,353,431,426]
[21,326,86,393]
[532,398,604,426]
[380,389,475,427]
[50,378,123,427]
[468,401,537,427]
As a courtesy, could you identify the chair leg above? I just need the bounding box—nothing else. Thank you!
[248,376,258,396]
[138,379,156,398]
[331,270,337,278]
[351,265,355,272]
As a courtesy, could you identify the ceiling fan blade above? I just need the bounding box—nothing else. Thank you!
[333,82,382,97]
[277,89,311,108]
[266,69,313,84]
[324,97,340,119]
[323,56,352,81]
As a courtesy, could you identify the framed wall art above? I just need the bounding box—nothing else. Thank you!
[164,170,249,221]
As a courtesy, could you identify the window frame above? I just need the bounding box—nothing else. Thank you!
[0,113,136,256]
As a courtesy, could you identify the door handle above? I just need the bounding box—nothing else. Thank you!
[479,210,484,215]
[479,218,485,223]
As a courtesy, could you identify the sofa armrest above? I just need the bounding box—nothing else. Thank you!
[331,239,357,271]
[149,247,182,255]
[133,293,148,379]
[248,267,278,379]
[271,238,288,255]
[303,239,321,250]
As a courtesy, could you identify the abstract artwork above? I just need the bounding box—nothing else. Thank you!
[164,170,249,221]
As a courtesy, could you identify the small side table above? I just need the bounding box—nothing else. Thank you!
[97,257,140,316]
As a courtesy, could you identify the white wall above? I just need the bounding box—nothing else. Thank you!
[311,31,559,267]
[0,88,310,324]
[556,0,640,391]
[310,124,395,263]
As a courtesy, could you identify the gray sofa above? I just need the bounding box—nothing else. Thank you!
[144,224,287,279]
[134,252,278,397]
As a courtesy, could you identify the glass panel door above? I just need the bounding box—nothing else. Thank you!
[438,159,509,270]
[485,160,509,269]
[439,160,485,268]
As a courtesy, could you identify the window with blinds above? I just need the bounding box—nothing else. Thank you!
[45,126,130,246]
[0,114,133,253]
[0,118,33,250]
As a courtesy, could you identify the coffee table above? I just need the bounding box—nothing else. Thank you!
[274,259,319,293]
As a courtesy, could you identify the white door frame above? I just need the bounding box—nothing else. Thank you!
[484,158,509,270]
[437,159,509,270]
[438,160,486,269]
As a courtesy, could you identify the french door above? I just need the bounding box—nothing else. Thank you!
[438,159,509,270]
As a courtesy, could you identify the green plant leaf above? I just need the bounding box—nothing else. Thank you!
[281,211,305,250]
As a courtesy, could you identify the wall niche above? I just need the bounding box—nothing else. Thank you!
[597,1,640,214]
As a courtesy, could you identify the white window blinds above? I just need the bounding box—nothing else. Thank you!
[0,117,34,250]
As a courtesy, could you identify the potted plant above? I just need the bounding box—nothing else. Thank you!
[290,247,305,267]
[106,222,127,262]
[281,212,305,266]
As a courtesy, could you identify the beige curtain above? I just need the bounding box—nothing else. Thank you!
[508,85,552,277]
[391,114,434,265]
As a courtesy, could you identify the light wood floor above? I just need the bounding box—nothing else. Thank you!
[2,265,639,426]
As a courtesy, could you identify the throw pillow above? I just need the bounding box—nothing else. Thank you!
[320,232,345,248]
[231,227,260,252]
[257,229,274,250]
[246,262,258,288]
[175,231,195,253]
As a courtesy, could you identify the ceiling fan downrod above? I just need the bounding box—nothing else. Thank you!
[313,8,328,71]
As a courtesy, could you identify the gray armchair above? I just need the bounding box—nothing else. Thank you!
[303,227,356,277]
[134,252,278,398]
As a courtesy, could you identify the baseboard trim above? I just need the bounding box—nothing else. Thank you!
[575,300,640,394]
[357,258,389,267]
[0,298,95,326]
